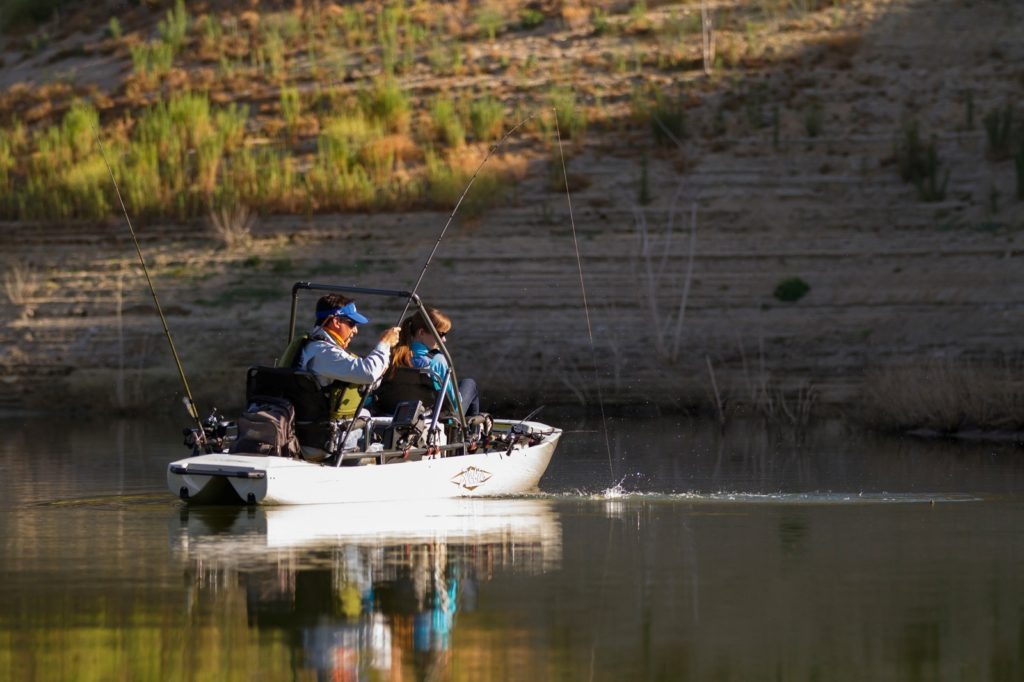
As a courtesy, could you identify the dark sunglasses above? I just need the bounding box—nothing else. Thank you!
[338,317,359,329]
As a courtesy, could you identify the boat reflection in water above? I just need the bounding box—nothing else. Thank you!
[171,499,561,680]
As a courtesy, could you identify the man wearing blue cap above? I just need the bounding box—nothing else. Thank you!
[298,294,401,389]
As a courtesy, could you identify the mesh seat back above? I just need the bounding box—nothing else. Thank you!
[373,367,440,416]
[246,366,330,423]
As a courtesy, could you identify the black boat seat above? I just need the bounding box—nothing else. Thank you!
[245,365,332,451]
[373,367,443,417]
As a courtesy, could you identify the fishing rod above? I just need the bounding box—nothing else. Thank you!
[95,130,208,449]
[333,114,536,464]
[398,112,535,322]
[553,107,615,480]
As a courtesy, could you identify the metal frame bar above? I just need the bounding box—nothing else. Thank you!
[287,281,468,454]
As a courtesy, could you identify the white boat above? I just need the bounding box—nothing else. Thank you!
[169,418,560,505]
[167,282,562,505]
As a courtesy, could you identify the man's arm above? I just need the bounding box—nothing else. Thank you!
[307,341,392,385]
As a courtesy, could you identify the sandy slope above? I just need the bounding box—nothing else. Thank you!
[1,0,1022,416]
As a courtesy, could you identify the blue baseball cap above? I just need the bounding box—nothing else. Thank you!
[316,301,369,325]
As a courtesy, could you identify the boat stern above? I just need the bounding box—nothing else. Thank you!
[168,454,270,504]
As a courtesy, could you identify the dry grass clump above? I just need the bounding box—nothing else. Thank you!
[860,360,1024,433]
[3,263,40,306]
[209,204,256,250]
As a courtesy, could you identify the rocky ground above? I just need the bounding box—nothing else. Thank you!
[1,0,1022,424]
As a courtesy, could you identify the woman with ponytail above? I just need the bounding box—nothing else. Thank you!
[391,306,480,417]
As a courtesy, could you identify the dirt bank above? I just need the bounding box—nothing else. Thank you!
[1,0,1022,421]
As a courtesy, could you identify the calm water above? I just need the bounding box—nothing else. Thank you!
[1,415,1023,681]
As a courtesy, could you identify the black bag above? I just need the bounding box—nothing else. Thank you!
[230,395,301,458]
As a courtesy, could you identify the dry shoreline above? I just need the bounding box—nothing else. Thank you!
[1,0,1023,431]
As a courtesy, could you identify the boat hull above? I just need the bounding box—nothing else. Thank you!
[168,421,560,505]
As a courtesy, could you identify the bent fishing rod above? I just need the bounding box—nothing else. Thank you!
[398,112,535,321]
[95,131,208,449]
[333,114,536,464]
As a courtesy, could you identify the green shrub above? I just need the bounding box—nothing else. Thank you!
[424,152,507,217]
[648,92,687,147]
[983,102,1016,160]
[519,9,545,29]
[362,78,410,133]
[280,87,302,136]
[475,7,504,40]
[429,97,465,148]
[591,8,611,35]
[469,96,505,142]
[130,40,175,75]
[773,277,810,302]
[895,121,948,202]
[107,17,123,40]
[157,0,190,52]
[550,88,587,140]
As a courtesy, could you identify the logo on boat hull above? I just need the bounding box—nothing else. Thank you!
[451,466,493,491]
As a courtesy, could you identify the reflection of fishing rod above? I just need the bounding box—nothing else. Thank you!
[95,132,207,449]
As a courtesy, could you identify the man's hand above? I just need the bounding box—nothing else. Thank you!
[379,326,401,347]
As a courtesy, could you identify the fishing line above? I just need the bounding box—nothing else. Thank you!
[95,129,207,447]
[553,108,615,481]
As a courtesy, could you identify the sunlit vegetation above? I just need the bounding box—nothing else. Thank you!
[0,0,878,222]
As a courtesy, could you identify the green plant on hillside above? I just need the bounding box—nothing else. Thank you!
[280,87,302,137]
[983,102,1016,160]
[107,17,122,40]
[550,88,587,140]
[362,78,410,134]
[428,97,465,148]
[377,3,402,73]
[591,8,611,35]
[773,277,810,302]
[637,155,651,205]
[130,41,175,76]
[340,7,369,49]
[469,97,505,142]
[914,140,949,202]
[424,151,507,217]
[257,29,286,80]
[627,1,650,32]
[428,39,465,75]
[519,9,544,29]
[638,88,687,147]
[0,134,13,194]
[475,7,505,41]
[894,120,948,202]
[196,14,223,57]
[803,100,824,138]
[157,0,190,52]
